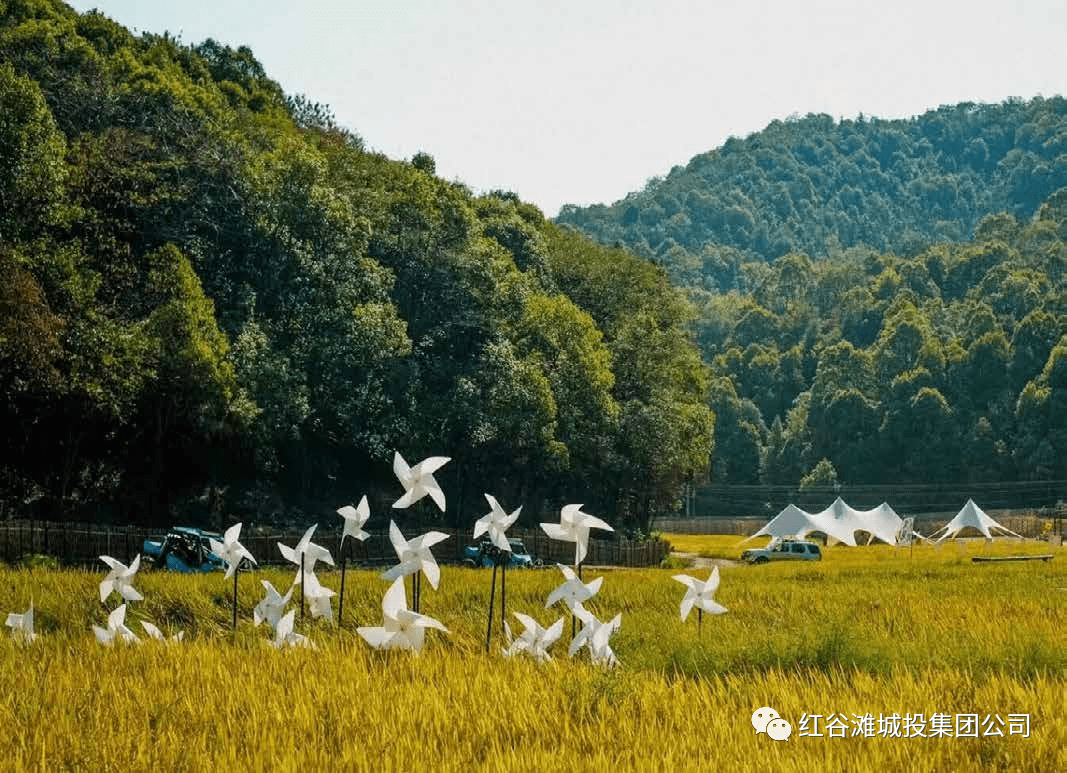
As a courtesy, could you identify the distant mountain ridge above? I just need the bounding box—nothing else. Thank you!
[562,97,1067,494]
[557,97,1067,287]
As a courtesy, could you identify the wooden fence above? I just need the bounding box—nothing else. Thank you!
[0,522,671,569]
[0,521,160,567]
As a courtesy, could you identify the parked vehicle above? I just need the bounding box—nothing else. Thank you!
[143,527,228,573]
[463,538,541,568]
[741,538,822,564]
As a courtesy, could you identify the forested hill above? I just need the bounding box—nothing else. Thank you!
[557,99,1067,287]
[692,202,1067,494]
[552,94,1067,503]
[0,1,713,530]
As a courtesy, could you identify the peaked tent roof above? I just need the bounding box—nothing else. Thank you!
[742,501,858,546]
[855,502,908,546]
[742,504,820,544]
[743,498,925,547]
[808,498,863,546]
[930,499,1023,542]
[874,502,929,545]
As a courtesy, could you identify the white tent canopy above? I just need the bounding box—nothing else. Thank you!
[743,498,922,547]
[856,502,912,546]
[743,504,838,544]
[743,500,856,546]
[809,498,864,546]
[930,500,1023,542]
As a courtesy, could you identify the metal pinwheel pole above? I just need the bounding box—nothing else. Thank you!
[232,565,239,631]
[413,569,421,614]
[485,555,499,653]
[572,560,583,640]
[338,537,348,628]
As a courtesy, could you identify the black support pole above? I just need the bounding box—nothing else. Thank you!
[485,561,498,653]
[339,539,347,628]
[500,560,507,639]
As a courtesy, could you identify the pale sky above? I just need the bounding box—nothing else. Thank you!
[68,1,1067,217]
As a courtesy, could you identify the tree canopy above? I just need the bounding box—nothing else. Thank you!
[0,1,712,531]
[558,98,1067,285]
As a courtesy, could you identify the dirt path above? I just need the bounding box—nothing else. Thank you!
[671,552,744,570]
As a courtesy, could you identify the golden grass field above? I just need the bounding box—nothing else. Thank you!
[0,534,1064,772]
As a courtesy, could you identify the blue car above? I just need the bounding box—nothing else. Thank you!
[143,527,227,573]
[463,538,541,568]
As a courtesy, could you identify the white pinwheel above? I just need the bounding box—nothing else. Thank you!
[209,523,257,579]
[381,521,449,590]
[474,494,523,652]
[301,571,336,623]
[545,563,604,611]
[99,555,143,603]
[5,602,36,644]
[277,524,334,584]
[336,496,370,628]
[589,612,622,667]
[504,612,564,661]
[357,577,448,653]
[93,603,139,646]
[253,580,293,629]
[569,605,621,666]
[567,602,597,657]
[140,621,185,642]
[673,565,728,621]
[270,609,313,649]
[337,496,371,544]
[473,494,521,552]
[392,452,450,512]
[540,504,614,565]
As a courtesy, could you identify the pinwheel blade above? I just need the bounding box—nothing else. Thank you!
[357,626,393,649]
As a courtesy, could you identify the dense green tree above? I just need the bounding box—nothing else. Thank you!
[799,458,838,492]
[5,1,1067,522]
[0,1,714,528]
[0,63,68,241]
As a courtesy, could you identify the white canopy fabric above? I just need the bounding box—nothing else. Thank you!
[743,501,856,546]
[743,504,817,543]
[855,502,909,546]
[809,498,864,546]
[743,498,922,547]
[930,500,1023,542]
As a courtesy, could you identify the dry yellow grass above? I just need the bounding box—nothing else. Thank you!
[0,541,1063,772]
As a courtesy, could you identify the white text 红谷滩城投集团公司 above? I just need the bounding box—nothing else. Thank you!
[794,713,1030,738]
